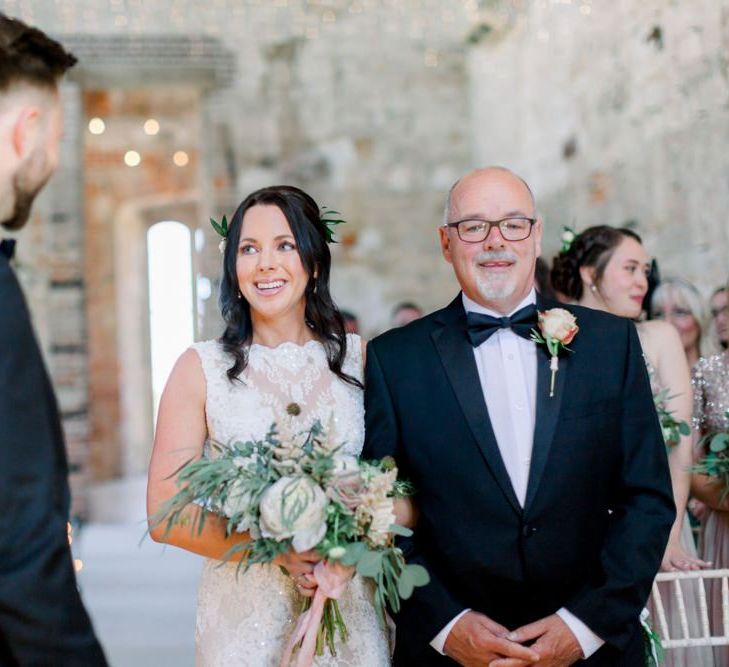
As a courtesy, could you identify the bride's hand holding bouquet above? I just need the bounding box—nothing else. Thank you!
[151,419,428,667]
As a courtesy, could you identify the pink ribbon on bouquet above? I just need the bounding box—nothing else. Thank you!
[279,560,352,667]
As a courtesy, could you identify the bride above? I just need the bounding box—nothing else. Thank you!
[147,185,410,666]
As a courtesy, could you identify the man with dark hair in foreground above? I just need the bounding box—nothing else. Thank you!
[0,14,107,665]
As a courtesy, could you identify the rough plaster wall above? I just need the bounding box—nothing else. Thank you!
[468,0,729,292]
[0,0,476,504]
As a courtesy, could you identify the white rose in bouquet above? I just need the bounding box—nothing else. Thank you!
[259,476,329,552]
[221,479,255,532]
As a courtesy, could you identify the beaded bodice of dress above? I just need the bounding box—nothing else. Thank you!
[692,352,729,434]
[193,334,364,456]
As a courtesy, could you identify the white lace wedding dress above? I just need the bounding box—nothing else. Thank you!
[191,334,391,667]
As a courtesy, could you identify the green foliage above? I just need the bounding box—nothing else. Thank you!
[653,388,690,450]
[320,206,346,244]
[210,214,229,238]
[692,411,729,502]
[641,613,664,666]
[354,545,430,625]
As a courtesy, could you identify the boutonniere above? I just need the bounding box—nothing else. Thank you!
[530,308,579,397]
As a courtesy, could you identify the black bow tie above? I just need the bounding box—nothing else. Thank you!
[466,304,538,347]
[0,239,16,260]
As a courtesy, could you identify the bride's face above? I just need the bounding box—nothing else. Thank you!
[236,204,309,323]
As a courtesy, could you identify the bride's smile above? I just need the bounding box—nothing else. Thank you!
[237,204,310,325]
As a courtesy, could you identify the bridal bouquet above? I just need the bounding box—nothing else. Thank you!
[152,419,429,666]
[692,410,729,499]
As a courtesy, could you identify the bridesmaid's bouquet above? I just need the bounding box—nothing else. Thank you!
[692,410,729,498]
[652,388,691,450]
[152,419,429,666]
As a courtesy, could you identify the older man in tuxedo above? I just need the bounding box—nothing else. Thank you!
[0,14,107,665]
[363,167,674,666]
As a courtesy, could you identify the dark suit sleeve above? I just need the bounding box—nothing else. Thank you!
[363,342,465,648]
[0,261,107,665]
[565,320,675,649]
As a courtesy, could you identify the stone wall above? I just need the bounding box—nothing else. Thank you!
[1,0,476,512]
[468,0,729,292]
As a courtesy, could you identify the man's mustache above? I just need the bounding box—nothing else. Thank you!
[473,251,518,265]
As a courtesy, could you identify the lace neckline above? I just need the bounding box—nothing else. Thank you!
[248,339,323,353]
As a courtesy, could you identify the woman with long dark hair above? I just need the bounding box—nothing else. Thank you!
[146,186,396,665]
[552,225,712,667]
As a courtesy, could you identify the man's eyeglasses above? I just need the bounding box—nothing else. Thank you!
[442,217,536,243]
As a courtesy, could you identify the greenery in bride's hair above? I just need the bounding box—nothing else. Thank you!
[652,388,691,450]
[209,214,229,238]
[319,206,346,244]
[692,410,729,500]
[150,419,428,661]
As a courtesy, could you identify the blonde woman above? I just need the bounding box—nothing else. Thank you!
[651,278,711,368]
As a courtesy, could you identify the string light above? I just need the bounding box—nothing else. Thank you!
[173,150,189,167]
[144,119,160,136]
[88,117,105,135]
[124,150,141,167]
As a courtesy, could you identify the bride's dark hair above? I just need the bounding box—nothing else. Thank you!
[219,185,361,388]
[551,225,642,300]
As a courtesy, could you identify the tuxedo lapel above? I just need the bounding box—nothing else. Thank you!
[524,296,569,514]
[431,297,522,516]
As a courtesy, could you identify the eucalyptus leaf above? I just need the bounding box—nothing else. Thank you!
[356,550,383,578]
[710,433,729,453]
[397,568,414,599]
[389,523,413,538]
[407,563,430,587]
[340,542,367,566]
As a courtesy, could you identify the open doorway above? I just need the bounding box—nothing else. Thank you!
[147,221,195,423]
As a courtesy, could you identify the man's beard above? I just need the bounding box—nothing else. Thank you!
[474,250,519,301]
[1,149,52,231]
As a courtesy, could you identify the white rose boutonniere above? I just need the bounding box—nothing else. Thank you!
[530,308,579,397]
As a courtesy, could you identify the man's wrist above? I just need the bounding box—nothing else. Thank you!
[431,609,471,655]
[556,608,604,659]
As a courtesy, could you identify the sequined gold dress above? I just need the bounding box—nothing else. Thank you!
[693,351,729,667]
[190,335,391,667]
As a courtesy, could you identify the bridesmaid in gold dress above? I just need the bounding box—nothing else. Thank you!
[692,346,729,667]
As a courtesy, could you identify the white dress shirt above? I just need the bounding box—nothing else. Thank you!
[430,289,604,659]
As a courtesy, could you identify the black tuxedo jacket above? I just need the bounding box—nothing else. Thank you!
[363,293,675,666]
[0,253,107,665]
